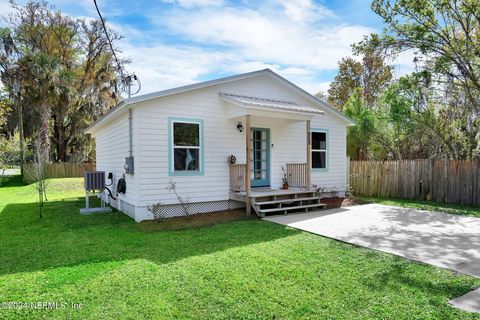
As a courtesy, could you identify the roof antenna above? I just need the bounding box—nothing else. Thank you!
[93,0,141,99]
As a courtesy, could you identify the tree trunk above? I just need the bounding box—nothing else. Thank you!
[39,104,51,163]
[57,123,66,162]
[53,95,68,162]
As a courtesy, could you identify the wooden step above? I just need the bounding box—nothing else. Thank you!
[250,190,317,198]
[259,203,327,214]
[254,196,319,206]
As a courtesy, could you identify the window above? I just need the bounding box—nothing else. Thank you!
[169,117,204,176]
[311,130,328,170]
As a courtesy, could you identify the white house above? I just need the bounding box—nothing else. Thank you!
[85,69,354,221]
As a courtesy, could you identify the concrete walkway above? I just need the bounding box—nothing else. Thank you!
[263,204,480,312]
[450,289,480,313]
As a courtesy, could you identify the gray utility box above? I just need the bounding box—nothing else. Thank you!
[125,156,134,174]
[84,171,106,191]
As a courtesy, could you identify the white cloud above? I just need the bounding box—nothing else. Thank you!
[274,0,335,23]
[8,0,379,97]
[162,7,374,70]
[0,1,15,21]
[120,42,228,94]
[274,68,331,94]
[162,0,224,8]
[120,41,331,96]
[389,49,417,79]
[111,2,377,96]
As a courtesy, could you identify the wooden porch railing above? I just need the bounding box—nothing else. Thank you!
[286,163,308,188]
[229,164,246,192]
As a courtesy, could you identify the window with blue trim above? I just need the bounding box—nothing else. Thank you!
[169,118,203,175]
[312,131,327,169]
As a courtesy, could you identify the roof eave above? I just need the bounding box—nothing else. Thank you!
[85,68,355,135]
[84,100,128,134]
[263,70,355,126]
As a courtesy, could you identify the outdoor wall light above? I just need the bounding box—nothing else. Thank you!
[237,122,244,132]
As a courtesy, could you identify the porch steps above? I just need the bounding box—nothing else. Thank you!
[255,196,319,206]
[251,190,326,217]
[260,203,327,214]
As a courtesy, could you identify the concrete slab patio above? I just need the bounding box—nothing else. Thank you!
[263,204,480,312]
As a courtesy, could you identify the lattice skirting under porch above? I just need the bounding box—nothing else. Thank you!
[149,200,246,219]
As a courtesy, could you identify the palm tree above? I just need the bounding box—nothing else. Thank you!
[21,53,66,163]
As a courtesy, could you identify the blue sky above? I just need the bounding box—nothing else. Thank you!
[0,0,410,95]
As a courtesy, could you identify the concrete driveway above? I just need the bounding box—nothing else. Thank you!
[264,204,480,277]
[264,204,480,312]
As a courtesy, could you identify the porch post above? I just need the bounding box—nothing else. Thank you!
[245,115,252,215]
[306,120,311,189]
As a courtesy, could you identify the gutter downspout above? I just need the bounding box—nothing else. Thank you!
[129,108,133,158]
[124,108,134,174]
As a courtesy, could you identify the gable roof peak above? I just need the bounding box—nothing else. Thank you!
[85,68,353,134]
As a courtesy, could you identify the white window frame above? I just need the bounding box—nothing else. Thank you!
[311,129,328,171]
[168,117,204,176]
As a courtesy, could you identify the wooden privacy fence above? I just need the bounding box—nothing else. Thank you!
[350,160,480,206]
[23,163,96,183]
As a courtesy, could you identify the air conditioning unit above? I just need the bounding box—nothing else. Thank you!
[84,171,106,191]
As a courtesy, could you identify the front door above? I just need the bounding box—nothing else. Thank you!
[251,128,270,187]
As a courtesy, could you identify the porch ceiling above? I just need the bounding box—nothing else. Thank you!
[220,92,324,120]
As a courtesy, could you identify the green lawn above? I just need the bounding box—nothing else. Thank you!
[1,176,479,319]
[357,196,480,218]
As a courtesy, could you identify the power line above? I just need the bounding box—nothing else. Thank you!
[93,0,141,97]
[93,0,123,78]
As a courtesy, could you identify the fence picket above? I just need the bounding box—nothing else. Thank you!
[350,159,480,206]
[23,163,96,183]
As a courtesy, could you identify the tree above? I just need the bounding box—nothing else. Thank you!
[0,1,125,162]
[343,88,376,160]
[366,0,480,158]
[314,91,329,103]
[0,134,19,186]
[370,0,480,111]
[372,73,475,160]
[327,41,393,111]
[25,136,49,218]
[0,94,11,130]
[328,58,362,110]
[20,52,65,162]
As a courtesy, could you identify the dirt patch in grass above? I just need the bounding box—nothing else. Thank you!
[137,209,256,231]
[320,197,363,209]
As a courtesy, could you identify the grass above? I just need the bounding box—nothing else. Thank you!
[357,196,480,218]
[0,176,479,319]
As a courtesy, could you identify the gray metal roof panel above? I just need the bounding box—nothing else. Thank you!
[219,92,324,115]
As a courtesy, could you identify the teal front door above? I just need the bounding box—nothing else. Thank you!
[251,128,270,187]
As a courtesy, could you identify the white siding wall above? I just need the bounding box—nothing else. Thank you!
[311,113,348,192]
[134,74,348,209]
[248,118,306,188]
[93,73,349,221]
[134,92,241,207]
[93,112,139,218]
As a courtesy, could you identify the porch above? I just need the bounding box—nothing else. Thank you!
[229,163,327,217]
[220,92,328,217]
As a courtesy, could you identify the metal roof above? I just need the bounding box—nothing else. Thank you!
[219,93,324,115]
[85,69,354,134]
